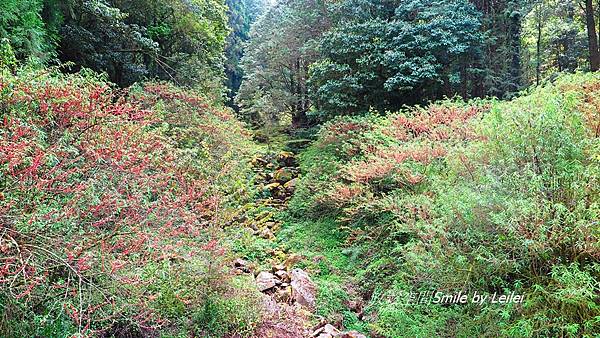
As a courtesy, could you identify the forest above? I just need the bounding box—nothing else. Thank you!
[0,0,599,337]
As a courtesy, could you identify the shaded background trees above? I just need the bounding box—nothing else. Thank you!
[235,0,600,125]
[225,0,265,109]
[4,0,600,121]
[235,0,330,127]
[522,0,586,84]
[57,0,230,92]
[1,0,232,96]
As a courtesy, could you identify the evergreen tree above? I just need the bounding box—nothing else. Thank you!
[235,0,330,126]
[0,0,230,91]
[224,0,266,110]
[0,0,55,61]
[309,0,484,118]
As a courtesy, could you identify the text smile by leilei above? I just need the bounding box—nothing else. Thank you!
[405,290,525,305]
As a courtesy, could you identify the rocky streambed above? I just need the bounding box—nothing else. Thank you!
[229,149,366,338]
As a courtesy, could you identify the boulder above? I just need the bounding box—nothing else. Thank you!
[290,268,317,310]
[274,167,295,183]
[256,271,279,292]
[277,151,297,167]
[324,324,340,335]
[260,228,275,240]
[283,177,298,192]
[251,157,268,166]
[312,324,340,338]
[264,182,282,192]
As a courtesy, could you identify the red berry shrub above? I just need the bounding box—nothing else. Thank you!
[0,70,256,336]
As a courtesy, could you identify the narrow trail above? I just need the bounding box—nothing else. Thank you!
[224,137,311,337]
[245,148,310,337]
[227,133,367,338]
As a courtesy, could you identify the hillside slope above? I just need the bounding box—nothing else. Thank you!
[0,67,262,337]
[280,73,600,337]
[1,63,599,338]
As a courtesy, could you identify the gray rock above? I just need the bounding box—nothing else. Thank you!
[260,228,275,240]
[256,271,279,292]
[312,324,340,338]
[323,324,340,335]
[291,268,317,310]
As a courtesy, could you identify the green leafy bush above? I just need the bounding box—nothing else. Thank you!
[290,73,600,337]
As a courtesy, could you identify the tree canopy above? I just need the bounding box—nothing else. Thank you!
[235,0,600,124]
[310,0,484,117]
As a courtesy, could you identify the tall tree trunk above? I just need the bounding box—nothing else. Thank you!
[536,3,542,85]
[508,1,522,92]
[565,3,576,71]
[585,0,600,71]
[291,57,308,128]
[460,60,468,98]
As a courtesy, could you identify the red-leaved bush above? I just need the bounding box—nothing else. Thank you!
[343,105,486,185]
[0,70,255,336]
[290,75,600,337]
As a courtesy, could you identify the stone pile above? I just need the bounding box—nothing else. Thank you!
[254,265,316,310]
[253,151,299,203]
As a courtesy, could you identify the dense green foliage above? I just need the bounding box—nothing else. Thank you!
[58,0,229,91]
[288,72,600,337]
[236,0,329,126]
[224,0,265,109]
[310,0,484,117]
[1,0,232,95]
[2,0,600,337]
[0,0,56,62]
[237,0,600,125]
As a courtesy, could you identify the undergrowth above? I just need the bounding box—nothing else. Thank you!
[285,73,600,337]
[0,64,262,337]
